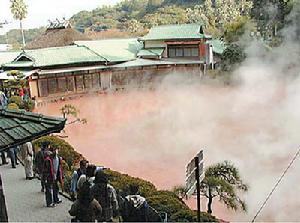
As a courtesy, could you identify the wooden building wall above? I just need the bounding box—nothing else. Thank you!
[34,64,203,100]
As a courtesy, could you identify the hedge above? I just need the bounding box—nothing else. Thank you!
[33,136,217,222]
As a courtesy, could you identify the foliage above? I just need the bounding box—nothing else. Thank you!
[251,0,294,40]
[7,103,19,110]
[33,136,84,171]
[124,19,144,33]
[60,104,87,125]
[0,28,45,46]
[8,96,22,107]
[186,0,253,37]
[224,16,256,43]
[143,6,188,27]
[200,161,248,214]
[10,0,27,21]
[221,43,246,71]
[4,70,27,89]
[33,136,217,221]
[172,185,189,201]
[10,0,28,46]
[8,96,35,111]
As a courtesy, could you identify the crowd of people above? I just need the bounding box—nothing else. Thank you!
[1,141,152,222]
[1,141,153,222]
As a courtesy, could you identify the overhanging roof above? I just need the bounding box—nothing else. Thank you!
[0,107,66,151]
[3,45,106,69]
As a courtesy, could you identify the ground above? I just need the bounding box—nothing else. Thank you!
[0,163,72,222]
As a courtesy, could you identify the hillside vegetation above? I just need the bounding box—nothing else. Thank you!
[0,0,295,46]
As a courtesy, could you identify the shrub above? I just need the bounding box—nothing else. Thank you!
[9,96,22,107]
[33,136,84,170]
[7,103,19,110]
[33,136,218,222]
[8,96,35,111]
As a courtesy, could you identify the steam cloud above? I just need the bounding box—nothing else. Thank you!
[36,3,300,221]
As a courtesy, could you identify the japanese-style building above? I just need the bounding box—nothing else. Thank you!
[0,24,226,104]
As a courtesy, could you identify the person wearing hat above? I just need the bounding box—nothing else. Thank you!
[43,147,64,207]
[91,171,119,222]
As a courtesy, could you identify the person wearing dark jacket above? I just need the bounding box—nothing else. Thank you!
[122,184,149,222]
[69,181,102,222]
[91,171,118,222]
[35,143,49,192]
[43,148,64,207]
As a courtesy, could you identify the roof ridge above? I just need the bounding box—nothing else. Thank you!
[80,45,109,64]
[1,108,66,124]
[151,23,202,28]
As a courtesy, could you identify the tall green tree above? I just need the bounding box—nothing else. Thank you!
[200,161,248,214]
[10,0,28,47]
[186,0,253,37]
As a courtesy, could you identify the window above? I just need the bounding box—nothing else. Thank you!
[38,79,48,97]
[191,48,199,57]
[67,77,75,92]
[168,45,199,58]
[57,77,67,92]
[75,76,84,91]
[48,78,57,94]
[92,73,100,88]
[84,74,93,89]
[168,48,176,57]
[184,48,192,57]
[175,48,183,57]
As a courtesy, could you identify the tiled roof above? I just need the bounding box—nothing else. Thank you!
[4,45,106,68]
[140,24,207,41]
[0,107,66,151]
[74,38,143,62]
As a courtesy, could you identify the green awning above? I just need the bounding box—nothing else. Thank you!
[0,107,66,151]
[137,48,165,58]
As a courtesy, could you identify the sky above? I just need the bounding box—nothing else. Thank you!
[0,0,121,34]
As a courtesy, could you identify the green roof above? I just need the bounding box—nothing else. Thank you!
[0,107,66,151]
[137,48,165,58]
[206,39,227,55]
[4,61,34,68]
[140,24,207,41]
[0,51,20,66]
[4,45,105,68]
[75,38,143,62]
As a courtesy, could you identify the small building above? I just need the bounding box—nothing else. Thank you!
[138,24,214,64]
[0,24,226,104]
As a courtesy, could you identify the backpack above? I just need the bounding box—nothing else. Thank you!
[123,195,149,222]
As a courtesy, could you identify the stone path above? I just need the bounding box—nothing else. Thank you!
[0,163,72,222]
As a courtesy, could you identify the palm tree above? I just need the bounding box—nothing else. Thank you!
[200,161,248,214]
[10,0,28,47]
